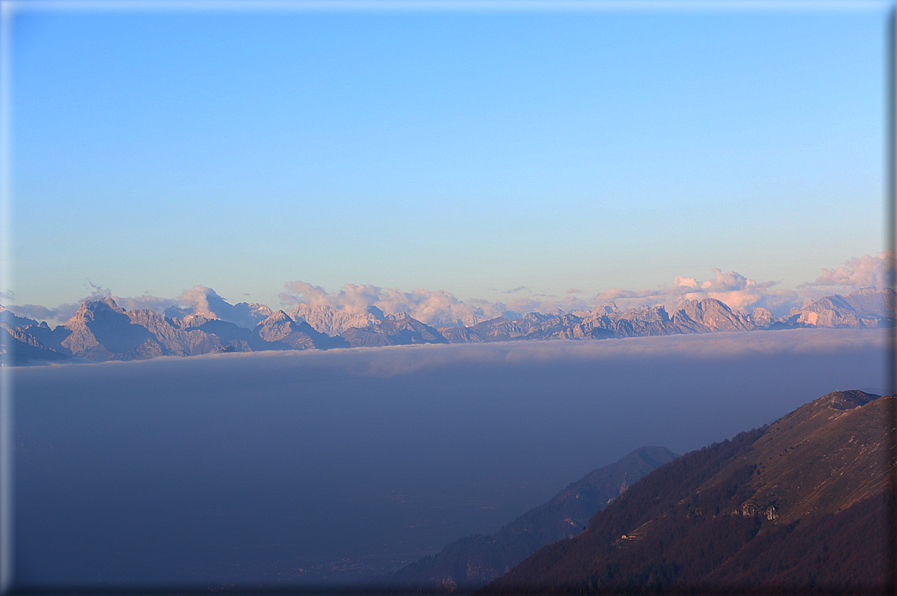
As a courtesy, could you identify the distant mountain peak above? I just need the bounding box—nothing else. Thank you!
[67,296,127,326]
[82,295,124,312]
[255,310,300,332]
[6,286,894,365]
[0,305,39,330]
[367,305,386,320]
[268,310,293,323]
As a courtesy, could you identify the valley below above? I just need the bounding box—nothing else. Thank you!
[9,327,889,592]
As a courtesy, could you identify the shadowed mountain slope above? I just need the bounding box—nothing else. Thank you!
[385,447,677,593]
[253,310,349,350]
[340,316,448,347]
[0,326,71,365]
[479,390,892,595]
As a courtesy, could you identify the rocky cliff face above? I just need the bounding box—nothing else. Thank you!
[254,310,316,349]
[0,326,70,364]
[253,310,348,350]
[782,287,895,329]
[436,288,894,344]
[448,299,751,344]
[289,303,383,336]
[340,316,447,347]
[3,288,893,365]
[672,298,754,332]
[126,309,221,357]
[57,297,154,361]
[750,307,775,328]
[840,286,893,319]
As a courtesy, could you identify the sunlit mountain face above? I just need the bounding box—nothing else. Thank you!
[2,287,893,366]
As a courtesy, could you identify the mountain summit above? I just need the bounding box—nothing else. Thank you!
[56,297,154,360]
[253,310,348,350]
[3,287,893,365]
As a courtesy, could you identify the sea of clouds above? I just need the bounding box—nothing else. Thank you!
[11,327,888,588]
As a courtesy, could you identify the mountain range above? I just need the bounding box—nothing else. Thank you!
[476,390,893,594]
[381,446,678,593]
[1,287,893,365]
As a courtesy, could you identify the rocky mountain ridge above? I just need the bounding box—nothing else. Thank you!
[1,288,893,365]
[381,446,678,593]
[478,390,893,594]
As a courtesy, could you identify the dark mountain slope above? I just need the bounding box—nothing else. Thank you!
[253,310,348,350]
[480,390,891,594]
[703,492,888,590]
[126,309,221,357]
[0,326,71,365]
[56,297,154,361]
[386,447,677,592]
[0,305,38,329]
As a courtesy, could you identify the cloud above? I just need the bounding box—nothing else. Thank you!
[506,294,592,315]
[584,253,894,317]
[592,268,799,317]
[502,286,529,294]
[8,282,148,326]
[9,290,182,327]
[61,325,881,381]
[801,250,895,290]
[0,290,14,301]
[112,293,179,313]
[7,280,132,325]
[164,286,272,328]
[283,281,512,327]
[17,253,890,329]
[687,268,787,313]
[280,281,606,327]
[7,303,80,326]
[174,285,230,315]
[86,281,112,300]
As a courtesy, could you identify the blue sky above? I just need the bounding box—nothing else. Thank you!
[3,2,889,318]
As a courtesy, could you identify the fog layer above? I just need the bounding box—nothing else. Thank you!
[13,328,887,586]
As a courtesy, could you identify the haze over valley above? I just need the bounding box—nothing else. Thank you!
[13,326,887,588]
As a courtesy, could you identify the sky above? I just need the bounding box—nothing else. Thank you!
[3,5,893,585]
[1,1,890,322]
